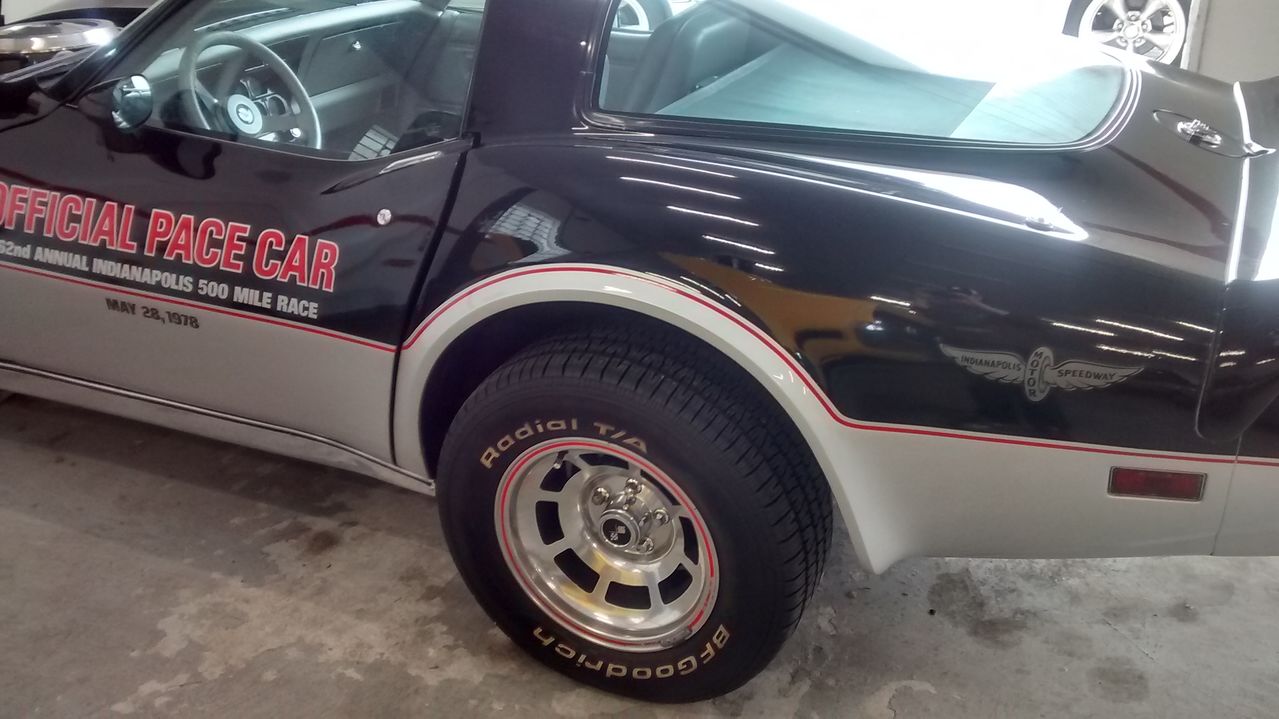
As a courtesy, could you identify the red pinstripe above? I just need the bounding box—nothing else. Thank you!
[0,260,396,352]
[6,259,1276,468]
[404,266,1279,470]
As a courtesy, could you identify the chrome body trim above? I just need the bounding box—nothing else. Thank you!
[0,360,434,495]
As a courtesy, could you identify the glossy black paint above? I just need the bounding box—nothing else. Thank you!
[0,0,1269,460]
[425,0,1248,457]
[1203,77,1279,453]
[0,91,465,344]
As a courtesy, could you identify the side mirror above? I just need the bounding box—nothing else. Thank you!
[110,74,152,130]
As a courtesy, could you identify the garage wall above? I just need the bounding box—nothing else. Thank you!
[1197,0,1279,81]
[1,0,50,23]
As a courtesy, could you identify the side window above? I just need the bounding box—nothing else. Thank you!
[98,0,486,160]
[598,0,1128,146]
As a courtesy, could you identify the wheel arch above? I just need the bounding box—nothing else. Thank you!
[392,265,879,570]
[413,301,635,477]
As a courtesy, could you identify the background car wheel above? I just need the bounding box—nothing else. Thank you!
[438,322,833,702]
[614,0,672,32]
[1066,0,1191,65]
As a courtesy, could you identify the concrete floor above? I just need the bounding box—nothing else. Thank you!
[3,394,1279,718]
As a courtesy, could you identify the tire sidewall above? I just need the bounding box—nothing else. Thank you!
[439,379,789,701]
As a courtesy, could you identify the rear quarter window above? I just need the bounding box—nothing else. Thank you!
[597,0,1130,146]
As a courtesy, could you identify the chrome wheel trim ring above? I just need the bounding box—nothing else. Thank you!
[495,438,719,653]
[1080,0,1188,64]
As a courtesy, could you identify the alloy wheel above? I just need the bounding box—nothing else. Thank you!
[494,440,719,652]
[1079,0,1188,64]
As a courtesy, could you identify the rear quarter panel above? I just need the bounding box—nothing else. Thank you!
[397,121,1244,569]
[404,0,1262,569]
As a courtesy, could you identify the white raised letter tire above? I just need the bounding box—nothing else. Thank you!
[437,322,833,702]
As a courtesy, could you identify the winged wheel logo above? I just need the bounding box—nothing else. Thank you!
[939,345,1144,402]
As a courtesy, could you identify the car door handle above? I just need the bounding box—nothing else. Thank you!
[1023,216,1059,232]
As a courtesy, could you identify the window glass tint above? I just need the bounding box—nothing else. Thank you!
[100,0,485,159]
[599,0,1128,145]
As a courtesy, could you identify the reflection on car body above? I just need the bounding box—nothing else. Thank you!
[0,0,1276,702]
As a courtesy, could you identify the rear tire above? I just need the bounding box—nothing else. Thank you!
[438,323,832,702]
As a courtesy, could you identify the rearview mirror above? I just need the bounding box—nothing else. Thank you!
[110,74,152,130]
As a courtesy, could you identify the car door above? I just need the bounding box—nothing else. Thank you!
[0,0,487,460]
[1202,74,1279,555]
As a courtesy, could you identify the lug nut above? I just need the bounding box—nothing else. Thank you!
[591,487,611,506]
[624,478,641,494]
[638,538,655,553]
[652,509,670,526]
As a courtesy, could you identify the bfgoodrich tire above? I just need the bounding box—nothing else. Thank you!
[438,323,833,702]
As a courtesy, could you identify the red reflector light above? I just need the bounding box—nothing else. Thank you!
[1109,468,1206,501]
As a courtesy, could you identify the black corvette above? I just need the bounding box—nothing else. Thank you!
[1,0,1277,702]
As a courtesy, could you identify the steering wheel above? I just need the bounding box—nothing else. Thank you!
[178,31,322,150]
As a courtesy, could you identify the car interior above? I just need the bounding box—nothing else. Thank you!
[121,0,487,159]
[601,0,1129,146]
[108,0,1128,159]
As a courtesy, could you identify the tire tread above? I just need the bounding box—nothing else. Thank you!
[459,322,834,636]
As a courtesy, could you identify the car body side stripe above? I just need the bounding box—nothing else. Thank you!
[406,265,1277,469]
[0,259,397,352]
[7,258,1275,468]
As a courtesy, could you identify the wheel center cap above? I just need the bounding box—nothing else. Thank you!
[599,512,638,549]
[225,94,264,135]
[1122,22,1142,39]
